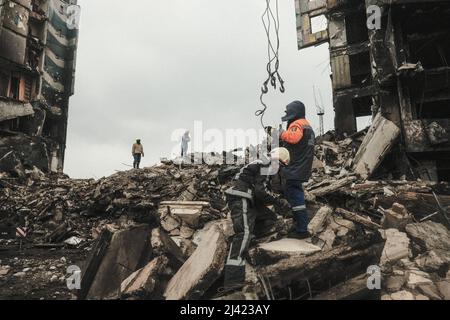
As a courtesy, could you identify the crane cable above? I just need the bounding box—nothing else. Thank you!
[255,0,285,129]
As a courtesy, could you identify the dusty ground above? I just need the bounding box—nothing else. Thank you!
[0,240,88,300]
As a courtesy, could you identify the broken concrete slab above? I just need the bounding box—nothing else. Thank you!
[258,238,322,255]
[0,99,34,122]
[353,113,401,180]
[120,256,169,299]
[436,280,450,300]
[192,219,233,246]
[164,225,227,300]
[151,227,186,268]
[380,229,410,266]
[418,283,442,300]
[86,225,152,299]
[308,206,333,235]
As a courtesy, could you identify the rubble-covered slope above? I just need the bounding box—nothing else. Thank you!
[1,132,450,300]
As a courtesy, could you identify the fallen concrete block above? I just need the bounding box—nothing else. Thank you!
[159,201,210,228]
[151,227,186,268]
[308,206,333,235]
[86,225,152,299]
[381,203,413,231]
[164,225,227,300]
[353,113,400,180]
[160,213,182,234]
[78,229,113,300]
[120,256,169,299]
[380,229,410,266]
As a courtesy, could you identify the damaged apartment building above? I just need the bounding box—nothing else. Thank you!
[295,0,450,181]
[0,0,79,174]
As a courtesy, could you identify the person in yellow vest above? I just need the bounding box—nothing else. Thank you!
[132,139,144,169]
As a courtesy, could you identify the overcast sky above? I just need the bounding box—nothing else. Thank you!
[65,0,337,179]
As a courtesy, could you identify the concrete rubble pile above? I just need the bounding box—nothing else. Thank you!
[1,128,450,300]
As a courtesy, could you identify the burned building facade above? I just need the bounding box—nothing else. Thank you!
[295,0,450,181]
[0,0,79,174]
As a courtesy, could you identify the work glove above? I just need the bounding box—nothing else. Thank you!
[275,198,292,217]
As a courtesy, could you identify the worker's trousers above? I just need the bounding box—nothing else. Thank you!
[224,196,255,287]
[224,195,277,287]
[285,180,309,233]
[133,153,141,169]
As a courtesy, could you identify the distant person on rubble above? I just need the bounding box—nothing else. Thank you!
[280,101,315,240]
[181,131,190,157]
[222,147,291,290]
[132,139,144,169]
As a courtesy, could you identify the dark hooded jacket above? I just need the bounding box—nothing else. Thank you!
[280,101,315,181]
[225,160,281,206]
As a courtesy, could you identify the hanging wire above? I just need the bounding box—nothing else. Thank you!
[256,0,285,129]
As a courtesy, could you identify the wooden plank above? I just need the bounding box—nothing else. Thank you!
[309,176,357,197]
[336,208,381,230]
